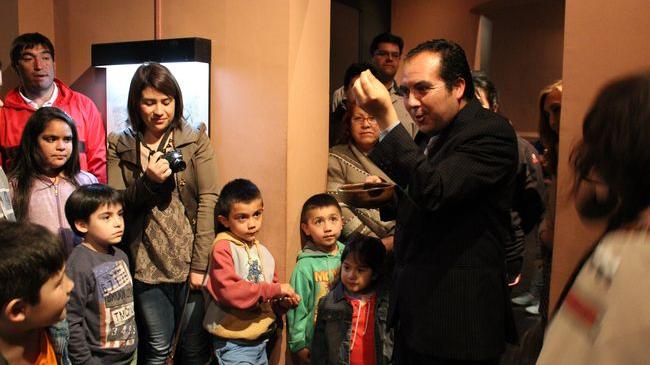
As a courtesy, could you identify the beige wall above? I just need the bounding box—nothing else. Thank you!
[484,0,564,135]
[53,1,152,84]
[161,0,294,280]
[391,0,564,136]
[391,0,485,80]
[550,0,650,311]
[0,1,19,96]
[18,0,55,40]
[287,0,331,272]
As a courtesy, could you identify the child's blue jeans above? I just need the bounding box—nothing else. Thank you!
[212,338,268,365]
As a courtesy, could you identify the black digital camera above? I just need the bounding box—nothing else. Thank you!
[163,150,186,173]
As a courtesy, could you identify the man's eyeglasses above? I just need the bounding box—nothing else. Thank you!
[374,50,401,59]
[351,115,378,125]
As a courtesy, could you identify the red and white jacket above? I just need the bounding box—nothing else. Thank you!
[205,231,281,309]
[0,79,106,182]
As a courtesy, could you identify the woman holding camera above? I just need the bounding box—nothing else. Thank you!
[108,62,218,364]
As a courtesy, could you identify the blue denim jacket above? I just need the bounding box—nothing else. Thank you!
[310,282,392,365]
[49,320,71,365]
[0,322,69,365]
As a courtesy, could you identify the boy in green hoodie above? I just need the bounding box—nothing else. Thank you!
[288,193,345,364]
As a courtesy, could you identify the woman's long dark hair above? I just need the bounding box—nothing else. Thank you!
[570,71,650,231]
[9,107,80,221]
[554,71,650,319]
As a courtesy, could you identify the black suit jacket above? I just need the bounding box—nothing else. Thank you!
[370,100,519,360]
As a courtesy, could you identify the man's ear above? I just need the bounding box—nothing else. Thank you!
[217,215,229,228]
[300,222,311,237]
[74,219,89,234]
[452,78,466,101]
[4,298,27,323]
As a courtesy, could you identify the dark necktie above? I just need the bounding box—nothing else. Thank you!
[424,135,440,156]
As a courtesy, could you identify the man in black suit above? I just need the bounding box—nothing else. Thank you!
[353,39,518,364]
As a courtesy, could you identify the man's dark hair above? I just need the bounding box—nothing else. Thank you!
[343,62,380,91]
[341,235,386,283]
[216,179,262,218]
[472,70,499,112]
[10,33,55,69]
[405,39,475,101]
[300,193,341,223]
[0,220,66,307]
[570,71,650,230]
[370,32,404,56]
[65,184,123,236]
[127,62,184,134]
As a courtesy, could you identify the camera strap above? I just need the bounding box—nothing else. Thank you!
[156,127,174,153]
[136,127,174,153]
[135,127,174,173]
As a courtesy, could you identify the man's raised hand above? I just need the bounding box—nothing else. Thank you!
[352,70,399,130]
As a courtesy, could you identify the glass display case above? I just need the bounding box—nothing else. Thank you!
[91,37,211,136]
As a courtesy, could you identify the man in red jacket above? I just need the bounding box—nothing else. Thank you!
[0,33,106,182]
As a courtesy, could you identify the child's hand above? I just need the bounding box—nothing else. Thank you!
[146,151,172,183]
[280,283,297,297]
[189,271,205,290]
[296,348,311,364]
[290,292,301,305]
[275,284,300,309]
[285,292,301,308]
[275,294,300,310]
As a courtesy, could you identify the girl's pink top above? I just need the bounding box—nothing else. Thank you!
[23,171,97,254]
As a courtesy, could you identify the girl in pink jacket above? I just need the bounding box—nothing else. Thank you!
[8,106,97,254]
